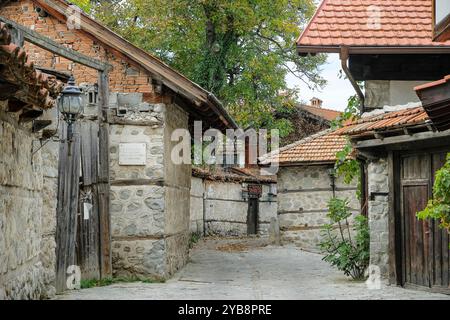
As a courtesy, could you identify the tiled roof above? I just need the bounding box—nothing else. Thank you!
[334,106,429,136]
[192,166,276,183]
[0,22,62,110]
[260,130,348,165]
[298,105,341,122]
[297,0,450,53]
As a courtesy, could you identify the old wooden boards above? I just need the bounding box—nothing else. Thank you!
[399,151,450,293]
[55,122,81,293]
[77,121,100,280]
[55,71,111,293]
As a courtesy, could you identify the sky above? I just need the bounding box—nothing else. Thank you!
[286,53,355,112]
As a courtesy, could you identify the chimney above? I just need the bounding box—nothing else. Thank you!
[310,97,323,108]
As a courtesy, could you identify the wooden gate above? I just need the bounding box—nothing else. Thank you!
[400,151,450,293]
[55,73,111,293]
[76,121,101,280]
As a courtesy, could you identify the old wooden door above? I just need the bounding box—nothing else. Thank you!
[76,121,101,280]
[400,151,450,292]
[247,198,258,235]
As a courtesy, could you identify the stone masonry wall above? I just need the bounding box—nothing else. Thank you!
[110,98,191,279]
[367,159,390,278]
[0,100,55,299]
[190,177,204,234]
[109,94,166,279]
[277,165,359,252]
[163,103,190,276]
[1,2,194,282]
[190,178,277,237]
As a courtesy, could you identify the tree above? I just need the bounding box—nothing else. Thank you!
[73,0,326,136]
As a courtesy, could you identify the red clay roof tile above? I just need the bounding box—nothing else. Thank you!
[297,0,450,52]
[298,105,341,122]
[334,107,429,136]
[260,130,348,165]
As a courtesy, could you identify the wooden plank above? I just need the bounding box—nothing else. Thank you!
[387,152,397,284]
[356,130,450,149]
[0,16,108,71]
[76,121,100,280]
[97,70,111,277]
[55,122,81,293]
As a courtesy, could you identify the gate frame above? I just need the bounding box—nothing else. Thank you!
[0,16,112,292]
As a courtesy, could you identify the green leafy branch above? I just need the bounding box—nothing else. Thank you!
[417,153,450,232]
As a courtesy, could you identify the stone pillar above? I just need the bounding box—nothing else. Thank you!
[367,158,390,278]
[109,93,190,280]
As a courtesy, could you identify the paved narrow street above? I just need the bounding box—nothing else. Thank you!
[59,238,450,300]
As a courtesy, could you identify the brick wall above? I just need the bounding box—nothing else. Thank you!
[2,1,162,99]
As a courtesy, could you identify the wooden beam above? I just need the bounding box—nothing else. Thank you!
[355,130,450,149]
[0,16,109,71]
[55,122,81,293]
[97,70,112,278]
[349,54,450,81]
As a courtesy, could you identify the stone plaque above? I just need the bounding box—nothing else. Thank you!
[119,143,147,165]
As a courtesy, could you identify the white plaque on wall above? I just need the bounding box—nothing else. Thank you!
[119,143,147,165]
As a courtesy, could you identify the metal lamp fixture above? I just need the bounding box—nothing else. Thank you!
[58,76,83,141]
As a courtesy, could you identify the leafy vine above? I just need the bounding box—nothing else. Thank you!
[417,153,450,233]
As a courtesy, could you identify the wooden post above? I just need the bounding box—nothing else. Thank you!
[55,122,81,293]
[97,70,112,277]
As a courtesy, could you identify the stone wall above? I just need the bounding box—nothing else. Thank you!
[190,177,204,234]
[110,96,190,279]
[190,177,277,237]
[0,101,56,299]
[277,165,359,252]
[367,159,390,278]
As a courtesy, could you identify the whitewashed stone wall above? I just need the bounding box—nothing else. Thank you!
[190,177,277,236]
[365,80,428,109]
[277,165,359,252]
[0,101,56,299]
[367,159,390,278]
[110,94,190,280]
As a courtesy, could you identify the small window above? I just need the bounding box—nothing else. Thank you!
[434,0,450,41]
[86,87,98,105]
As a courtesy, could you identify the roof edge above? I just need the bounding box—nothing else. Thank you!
[31,0,238,129]
[296,0,327,46]
[297,45,450,55]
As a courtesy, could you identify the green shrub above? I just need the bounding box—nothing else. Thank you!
[319,198,370,280]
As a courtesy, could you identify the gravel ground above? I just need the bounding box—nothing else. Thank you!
[58,237,450,300]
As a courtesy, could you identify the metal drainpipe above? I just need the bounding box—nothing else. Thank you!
[339,46,365,113]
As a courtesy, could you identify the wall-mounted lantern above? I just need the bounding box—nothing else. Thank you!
[58,76,83,141]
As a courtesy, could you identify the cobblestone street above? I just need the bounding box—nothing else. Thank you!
[59,238,450,300]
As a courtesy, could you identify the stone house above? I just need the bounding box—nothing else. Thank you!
[190,167,277,237]
[0,21,63,299]
[260,130,359,252]
[0,0,238,294]
[297,0,450,292]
